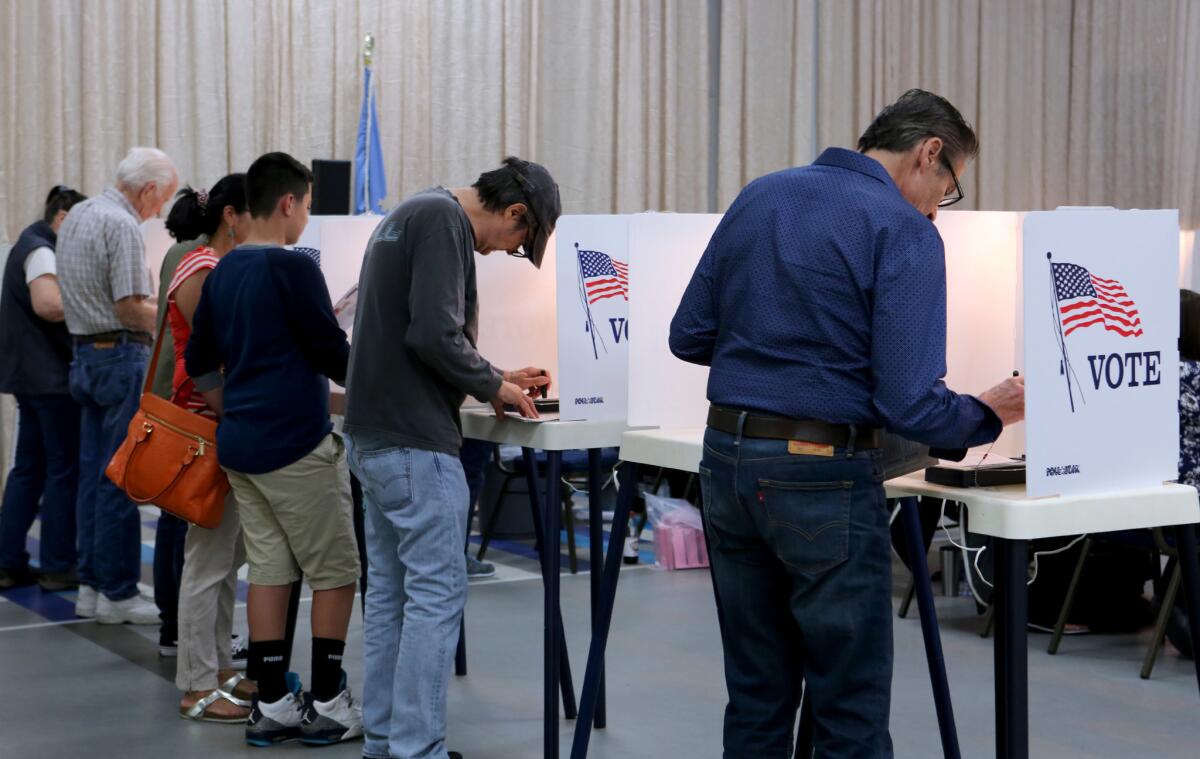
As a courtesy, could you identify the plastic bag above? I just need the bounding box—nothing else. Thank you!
[644,492,702,530]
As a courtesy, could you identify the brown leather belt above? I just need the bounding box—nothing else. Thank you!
[73,330,152,347]
[707,405,882,449]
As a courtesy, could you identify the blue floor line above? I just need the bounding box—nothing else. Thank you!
[0,582,79,622]
[7,513,660,625]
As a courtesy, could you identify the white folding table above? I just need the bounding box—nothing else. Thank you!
[883,475,1200,759]
[460,408,631,759]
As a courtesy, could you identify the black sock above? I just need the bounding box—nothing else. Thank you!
[311,637,346,701]
[249,639,289,703]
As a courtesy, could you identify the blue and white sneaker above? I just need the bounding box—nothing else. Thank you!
[246,672,304,747]
[300,671,363,745]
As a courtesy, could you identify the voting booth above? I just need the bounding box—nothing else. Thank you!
[145,207,1184,500]
[142,215,559,380]
[1022,209,1180,497]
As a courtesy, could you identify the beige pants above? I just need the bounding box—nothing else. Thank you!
[175,492,246,692]
[224,434,360,590]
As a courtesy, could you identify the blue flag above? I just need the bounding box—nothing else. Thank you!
[354,66,387,214]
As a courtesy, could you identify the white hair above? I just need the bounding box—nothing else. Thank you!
[115,147,177,192]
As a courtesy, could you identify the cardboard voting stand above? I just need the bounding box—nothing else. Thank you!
[554,215,633,421]
[142,215,558,380]
[625,213,723,428]
[1022,209,1180,497]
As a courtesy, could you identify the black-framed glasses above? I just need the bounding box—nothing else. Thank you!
[938,155,964,208]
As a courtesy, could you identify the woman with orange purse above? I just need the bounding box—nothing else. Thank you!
[163,175,256,722]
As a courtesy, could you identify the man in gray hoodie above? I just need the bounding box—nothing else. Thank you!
[344,156,560,759]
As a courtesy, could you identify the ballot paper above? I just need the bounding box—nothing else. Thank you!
[502,410,559,423]
[931,449,1023,470]
[333,284,358,330]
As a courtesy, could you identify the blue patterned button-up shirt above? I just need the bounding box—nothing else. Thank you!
[670,147,1001,450]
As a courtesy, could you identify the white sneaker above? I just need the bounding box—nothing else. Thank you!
[246,674,305,746]
[96,594,159,625]
[300,676,363,745]
[75,586,98,618]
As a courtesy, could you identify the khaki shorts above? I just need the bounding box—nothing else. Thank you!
[224,433,361,590]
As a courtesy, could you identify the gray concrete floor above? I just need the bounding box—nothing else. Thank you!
[2,562,1200,758]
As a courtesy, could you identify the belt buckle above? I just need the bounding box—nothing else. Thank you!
[92,341,116,349]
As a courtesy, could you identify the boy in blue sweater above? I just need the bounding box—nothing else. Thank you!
[186,152,362,747]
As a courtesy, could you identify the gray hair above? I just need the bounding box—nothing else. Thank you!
[857,89,979,165]
[115,147,177,192]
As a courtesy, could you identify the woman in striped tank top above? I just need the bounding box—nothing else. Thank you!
[164,174,256,723]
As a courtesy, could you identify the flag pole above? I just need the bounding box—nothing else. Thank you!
[576,244,601,360]
[1047,252,1076,413]
[362,33,375,214]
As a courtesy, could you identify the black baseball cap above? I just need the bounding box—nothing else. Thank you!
[508,160,561,269]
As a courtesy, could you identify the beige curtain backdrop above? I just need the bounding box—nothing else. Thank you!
[0,0,710,242]
[717,0,1199,226]
[2,0,1200,470]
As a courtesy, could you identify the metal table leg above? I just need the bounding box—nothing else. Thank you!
[544,450,564,758]
[1172,525,1200,696]
[570,461,638,759]
[586,448,607,728]
[994,537,1029,759]
[899,496,962,759]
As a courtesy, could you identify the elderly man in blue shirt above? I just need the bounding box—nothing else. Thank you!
[670,89,1025,758]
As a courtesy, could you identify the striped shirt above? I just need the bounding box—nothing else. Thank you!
[166,245,220,419]
[56,186,154,336]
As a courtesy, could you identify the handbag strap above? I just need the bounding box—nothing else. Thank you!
[143,304,170,396]
[120,433,199,504]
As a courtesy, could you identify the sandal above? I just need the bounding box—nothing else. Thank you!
[179,690,250,723]
[218,673,256,708]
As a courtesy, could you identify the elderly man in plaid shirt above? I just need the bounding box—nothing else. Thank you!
[57,147,178,625]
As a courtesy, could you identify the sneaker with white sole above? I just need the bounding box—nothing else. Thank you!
[246,672,304,746]
[96,594,159,625]
[466,554,496,579]
[300,672,363,745]
[230,634,248,670]
[75,586,98,618]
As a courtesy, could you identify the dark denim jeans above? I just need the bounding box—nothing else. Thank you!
[459,438,496,513]
[0,393,81,574]
[699,427,893,759]
[153,513,188,639]
[68,341,148,601]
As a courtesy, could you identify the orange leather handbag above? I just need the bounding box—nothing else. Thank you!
[105,324,229,528]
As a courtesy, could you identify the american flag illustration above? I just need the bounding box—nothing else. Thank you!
[578,248,629,305]
[1052,262,1143,338]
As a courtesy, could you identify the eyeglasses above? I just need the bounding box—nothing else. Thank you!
[938,155,964,208]
[507,170,543,258]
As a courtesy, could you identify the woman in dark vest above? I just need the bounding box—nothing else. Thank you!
[0,186,88,589]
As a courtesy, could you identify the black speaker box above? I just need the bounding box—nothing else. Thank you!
[311,159,351,215]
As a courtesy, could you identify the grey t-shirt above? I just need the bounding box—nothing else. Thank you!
[344,187,502,455]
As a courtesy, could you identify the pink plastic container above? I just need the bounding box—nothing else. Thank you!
[653,522,710,570]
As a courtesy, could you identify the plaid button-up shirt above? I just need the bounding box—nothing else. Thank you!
[57,187,154,336]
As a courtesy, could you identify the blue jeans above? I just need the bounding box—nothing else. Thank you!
[346,432,469,759]
[0,393,81,574]
[700,427,893,759]
[68,341,148,601]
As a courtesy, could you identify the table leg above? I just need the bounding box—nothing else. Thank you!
[1172,525,1200,697]
[521,448,578,723]
[544,450,563,759]
[993,537,1029,759]
[899,496,961,759]
[570,461,638,759]
[586,448,607,729]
